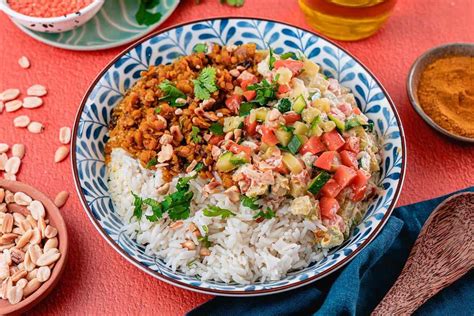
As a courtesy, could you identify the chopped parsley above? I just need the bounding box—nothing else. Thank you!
[240,195,259,210]
[146,157,158,168]
[193,67,218,100]
[209,122,224,135]
[247,76,279,106]
[154,106,161,114]
[194,162,205,172]
[203,205,235,219]
[193,43,208,53]
[198,225,212,247]
[191,126,202,143]
[280,52,299,60]
[158,80,187,107]
[135,0,162,26]
[131,174,196,222]
[253,207,276,220]
[279,124,294,133]
[239,102,254,117]
[278,98,292,113]
[268,47,276,70]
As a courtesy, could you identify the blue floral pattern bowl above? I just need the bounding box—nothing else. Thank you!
[72,18,406,296]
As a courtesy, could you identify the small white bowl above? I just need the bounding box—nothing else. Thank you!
[0,0,104,33]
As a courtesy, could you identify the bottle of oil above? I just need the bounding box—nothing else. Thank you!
[298,0,397,41]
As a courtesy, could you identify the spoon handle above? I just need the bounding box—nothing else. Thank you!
[372,193,474,315]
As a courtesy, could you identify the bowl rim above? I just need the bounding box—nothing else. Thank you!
[0,179,68,314]
[71,16,407,296]
[0,0,104,23]
[406,42,474,143]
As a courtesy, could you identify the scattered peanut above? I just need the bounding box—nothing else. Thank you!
[22,97,43,109]
[0,101,4,113]
[26,85,47,97]
[53,191,69,208]
[5,100,22,113]
[18,56,30,69]
[11,144,25,159]
[54,146,69,163]
[4,157,21,175]
[59,127,71,144]
[13,115,31,128]
[0,154,7,171]
[0,89,20,102]
[0,144,8,154]
[27,121,44,134]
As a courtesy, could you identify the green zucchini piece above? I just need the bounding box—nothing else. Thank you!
[287,135,304,154]
[307,171,331,195]
[327,113,345,132]
[216,152,237,172]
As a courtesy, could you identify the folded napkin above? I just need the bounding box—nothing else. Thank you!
[189,187,474,316]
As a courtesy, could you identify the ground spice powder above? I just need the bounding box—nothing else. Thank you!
[417,56,474,138]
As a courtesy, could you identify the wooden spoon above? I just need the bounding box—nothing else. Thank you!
[372,192,474,315]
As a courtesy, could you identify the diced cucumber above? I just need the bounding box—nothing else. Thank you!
[307,171,331,195]
[328,113,345,132]
[230,152,249,166]
[345,115,368,131]
[282,152,303,174]
[287,135,304,154]
[254,108,268,121]
[310,116,323,137]
[216,152,237,172]
[275,128,293,147]
[293,121,309,135]
[292,95,306,114]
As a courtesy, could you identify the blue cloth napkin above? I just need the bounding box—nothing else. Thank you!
[189,187,474,316]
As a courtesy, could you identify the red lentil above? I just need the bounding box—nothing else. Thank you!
[8,0,94,18]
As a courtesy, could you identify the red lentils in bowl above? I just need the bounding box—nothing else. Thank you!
[7,0,94,18]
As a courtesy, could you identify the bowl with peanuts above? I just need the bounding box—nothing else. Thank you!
[0,179,68,314]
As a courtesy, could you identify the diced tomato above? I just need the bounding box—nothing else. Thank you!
[227,141,252,160]
[321,179,342,198]
[261,125,279,146]
[237,71,258,88]
[243,90,256,101]
[282,112,301,125]
[353,107,362,115]
[320,197,340,220]
[322,130,345,151]
[274,60,304,75]
[340,150,358,169]
[225,95,242,114]
[334,165,357,189]
[342,136,360,153]
[350,169,371,201]
[209,135,224,145]
[273,162,289,175]
[244,116,257,136]
[278,84,290,94]
[300,136,326,155]
[314,151,341,171]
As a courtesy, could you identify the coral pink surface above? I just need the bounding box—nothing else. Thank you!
[0,0,473,314]
[7,0,93,18]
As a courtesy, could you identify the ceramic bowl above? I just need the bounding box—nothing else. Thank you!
[0,0,104,33]
[0,180,68,314]
[72,18,406,296]
[407,42,474,143]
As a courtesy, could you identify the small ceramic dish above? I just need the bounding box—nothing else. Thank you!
[0,0,104,33]
[407,42,474,143]
[0,180,68,315]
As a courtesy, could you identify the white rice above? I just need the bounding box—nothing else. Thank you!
[107,148,326,284]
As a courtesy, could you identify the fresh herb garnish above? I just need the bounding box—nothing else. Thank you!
[143,198,164,221]
[220,0,245,6]
[135,0,162,26]
[146,157,158,168]
[193,43,208,53]
[203,205,235,219]
[239,102,254,117]
[194,162,205,172]
[268,47,276,70]
[253,207,276,220]
[240,195,259,210]
[193,67,218,100]
[191,126,202,143]
[154,106,161,114]
[198,235,211,248]
[278,98,292,113]
[132,192,144,219]
[280,52,299,60]
[209,122,224,135]
[279,125,295,133]
[159,80,187,107]
[247,78,279,106]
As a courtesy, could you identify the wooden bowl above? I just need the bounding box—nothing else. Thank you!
[0,180,68,315]
[406,42,474,143]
